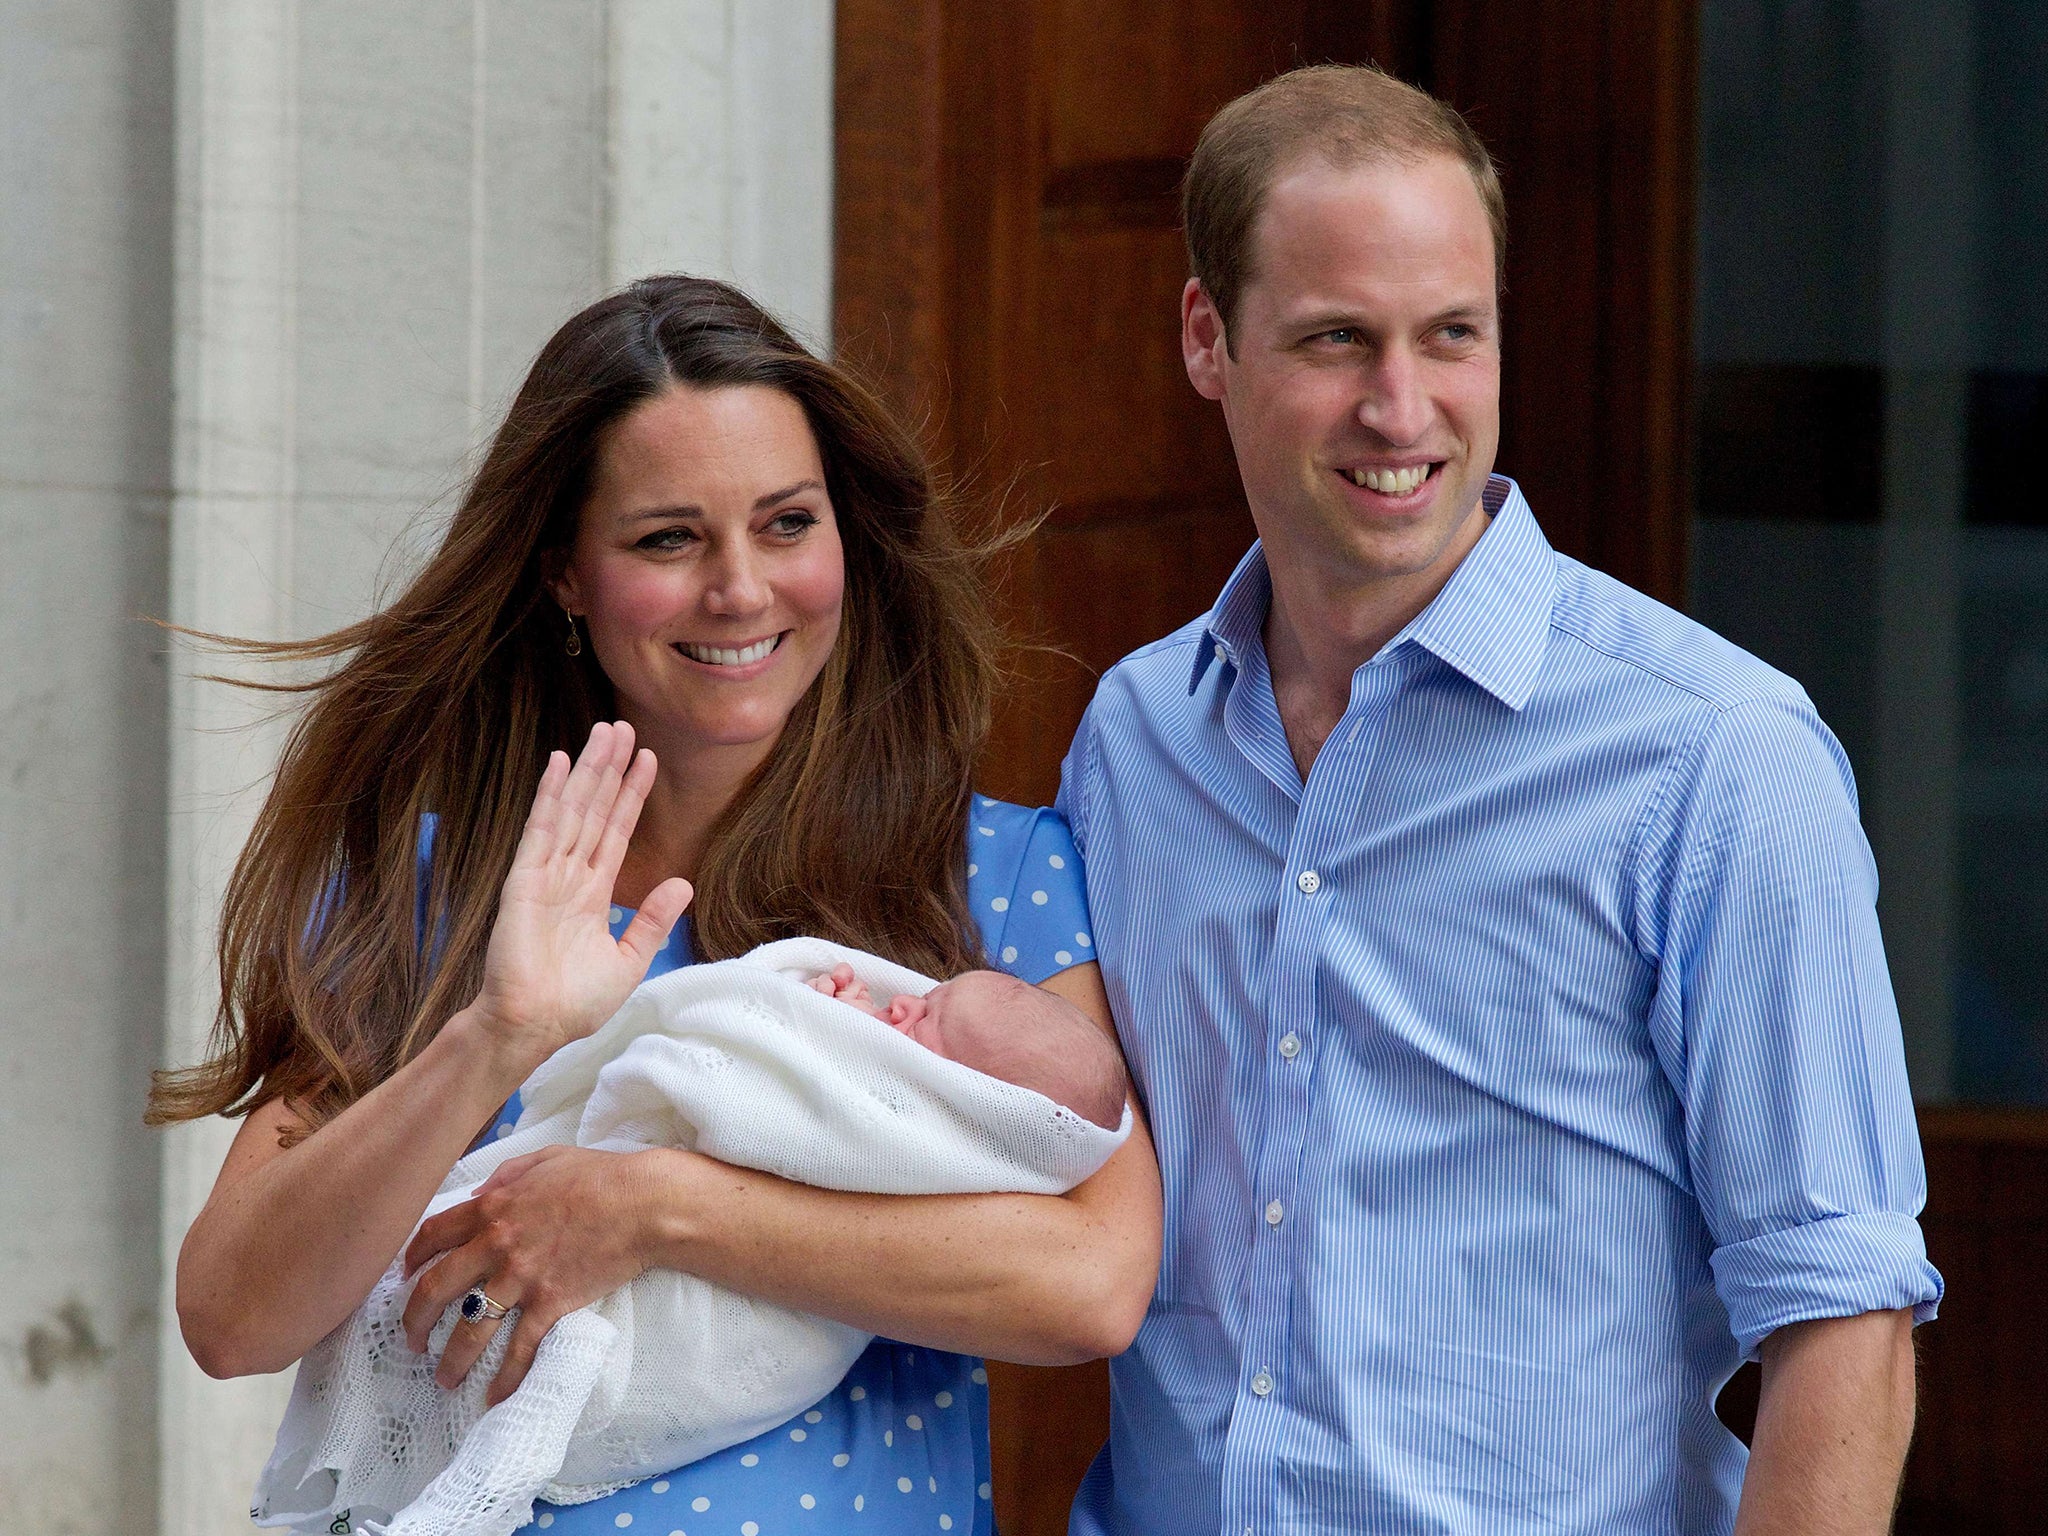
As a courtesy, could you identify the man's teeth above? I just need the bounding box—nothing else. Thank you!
[1350,465,1431,495]
[680,635,779,666]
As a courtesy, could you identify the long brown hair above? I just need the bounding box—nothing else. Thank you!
[149,276,1001,1133]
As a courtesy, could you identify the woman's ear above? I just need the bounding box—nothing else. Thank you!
[540,546,582,616]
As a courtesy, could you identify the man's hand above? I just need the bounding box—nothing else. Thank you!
[1735,1308,1916,1536]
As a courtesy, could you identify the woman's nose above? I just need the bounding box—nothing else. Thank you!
[702,545,772,615]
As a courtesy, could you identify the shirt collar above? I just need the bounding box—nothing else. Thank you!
[1190,475,1556,712]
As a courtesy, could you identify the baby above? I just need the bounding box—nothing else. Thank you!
[805,962,1129,1130]
[260,940,1133,1536]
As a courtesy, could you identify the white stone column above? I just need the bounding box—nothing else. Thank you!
[607,0,836,348]
[156,2,836,1529]
[158,3,303,1531]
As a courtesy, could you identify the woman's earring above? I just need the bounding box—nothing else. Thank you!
[563,611,583,657]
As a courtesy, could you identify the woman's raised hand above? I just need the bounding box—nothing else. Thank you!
[468,721,692,1062]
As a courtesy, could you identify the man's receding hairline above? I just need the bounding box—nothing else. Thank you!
[1231,145,1504,329]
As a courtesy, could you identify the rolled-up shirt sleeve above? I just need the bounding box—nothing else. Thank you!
[1637,695,1943,1359]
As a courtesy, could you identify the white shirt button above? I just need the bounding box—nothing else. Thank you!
[1250,1370,1274,1397]
[1296,869,1321,895]
[1278,1032,1302,1059]
[1264,1199,1285,1227]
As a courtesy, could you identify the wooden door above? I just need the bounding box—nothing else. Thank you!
[835,4,1697,1532]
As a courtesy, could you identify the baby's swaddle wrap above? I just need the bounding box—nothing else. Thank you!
[253,937,1130,1536]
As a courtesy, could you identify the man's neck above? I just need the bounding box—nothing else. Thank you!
[1260,515,1488,781]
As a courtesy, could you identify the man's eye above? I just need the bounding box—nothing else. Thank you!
[1321,328,1358,345]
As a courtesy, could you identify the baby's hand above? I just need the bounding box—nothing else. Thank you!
[807,962,874,1008]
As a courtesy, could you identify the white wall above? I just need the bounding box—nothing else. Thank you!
[608,0,835,341]
[0,1,174,1531]
[0,2,833,1531]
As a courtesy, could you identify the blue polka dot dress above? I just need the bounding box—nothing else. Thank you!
[475,798,1094,1534]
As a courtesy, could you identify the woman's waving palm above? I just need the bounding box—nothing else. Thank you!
[472,721,693,1060]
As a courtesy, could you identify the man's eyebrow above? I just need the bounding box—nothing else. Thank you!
[1287,302,1496,334]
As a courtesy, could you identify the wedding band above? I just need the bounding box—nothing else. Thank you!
[460,1286,511,1324]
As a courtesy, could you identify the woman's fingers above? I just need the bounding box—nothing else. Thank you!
[591,748,658,882]
[568,724,633,866]
[433,1290,517,1390]
[486,1301,561,1406]
[401,1240,491,1353]
[618,877,693,969]
[403,1193,486,1281]
[509,750,571,871]
[554,722,621,851]
[472,1145,571,1200]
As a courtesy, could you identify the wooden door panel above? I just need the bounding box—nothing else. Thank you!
[1899,1110,2048,1532]
[1046,0,1305,167]
[981,506,1255,807]
[986,1359,1110,1536]
[1035,226,1238,513]
[837,4,1700,1531]
[1429,0,1696,600]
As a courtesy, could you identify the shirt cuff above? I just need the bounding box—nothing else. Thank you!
[1709,1210,1944,1360]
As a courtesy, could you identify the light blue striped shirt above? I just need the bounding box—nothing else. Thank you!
[1058,477,1941,1535]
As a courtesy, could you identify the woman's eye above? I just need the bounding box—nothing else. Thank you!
[770,510,820,537]
[636,526,697,551]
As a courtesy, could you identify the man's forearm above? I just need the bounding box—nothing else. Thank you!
[1734,1308,1916,1536]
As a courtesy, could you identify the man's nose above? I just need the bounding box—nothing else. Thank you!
[1355,347,1432,446]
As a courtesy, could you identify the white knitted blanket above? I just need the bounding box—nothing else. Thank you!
[250,938,1129,1536]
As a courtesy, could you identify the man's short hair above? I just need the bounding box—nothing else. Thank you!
[1183,64,1507,348]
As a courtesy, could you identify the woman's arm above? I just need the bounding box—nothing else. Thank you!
[176,725,691,1377]
[177,1009,541,1377]
[404,961,1165,1402]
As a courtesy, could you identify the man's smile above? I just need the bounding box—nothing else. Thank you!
[1335,461,1443,501]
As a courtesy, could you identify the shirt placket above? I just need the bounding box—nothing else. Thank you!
[1218,652,1409,1536]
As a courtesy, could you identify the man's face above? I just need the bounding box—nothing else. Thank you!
[1183,153,1501,600]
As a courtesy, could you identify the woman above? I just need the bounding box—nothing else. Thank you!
[153,276,1161,1533]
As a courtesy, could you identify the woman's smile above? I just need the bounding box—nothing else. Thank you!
[555,383,847,768]
[673,632,787,671]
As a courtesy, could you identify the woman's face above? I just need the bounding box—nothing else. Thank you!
[553,384,846,766]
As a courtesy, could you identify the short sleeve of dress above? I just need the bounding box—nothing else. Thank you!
[964,797,1094,983]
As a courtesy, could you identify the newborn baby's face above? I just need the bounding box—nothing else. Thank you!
[888,970,1029,1058]
[803,961,1127,1128]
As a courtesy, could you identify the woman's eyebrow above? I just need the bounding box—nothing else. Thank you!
[620,479,823,522]
[753,478,824,510]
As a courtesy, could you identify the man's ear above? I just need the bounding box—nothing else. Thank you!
[1182,278,1230,403]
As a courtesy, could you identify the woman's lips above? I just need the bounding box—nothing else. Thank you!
[672,632,786,668]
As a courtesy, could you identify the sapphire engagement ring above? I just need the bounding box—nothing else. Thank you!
[460,1286,511,1324]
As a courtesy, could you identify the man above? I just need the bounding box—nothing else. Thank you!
[1058,65,1939,1535]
